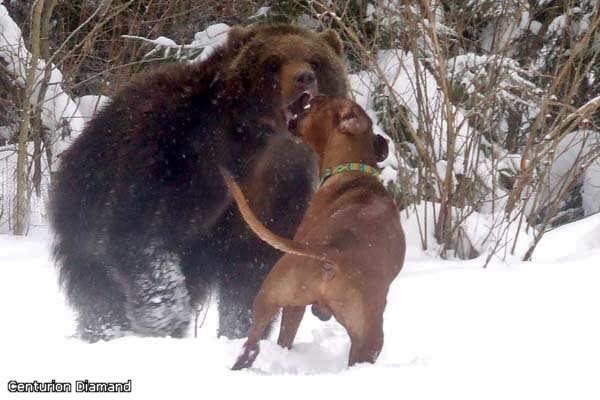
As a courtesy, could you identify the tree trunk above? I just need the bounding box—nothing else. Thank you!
[14,0,45,235]
[32,0,58,196]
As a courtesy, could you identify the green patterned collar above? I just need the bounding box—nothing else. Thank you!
[319,162,380,187]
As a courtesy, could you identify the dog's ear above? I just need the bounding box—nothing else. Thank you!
[339,113,368,135]
[373,135,389,163]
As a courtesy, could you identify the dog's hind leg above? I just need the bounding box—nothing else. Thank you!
[231,293,279,370]
[347,316,384,366]
[332,297,385,366]
[277,306,306,349]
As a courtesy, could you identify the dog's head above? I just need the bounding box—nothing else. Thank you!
[288,95,389,164]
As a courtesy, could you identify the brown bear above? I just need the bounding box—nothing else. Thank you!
[50,24,348,341]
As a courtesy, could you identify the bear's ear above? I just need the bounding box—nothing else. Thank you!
[373,135,389,163]
[318,29,343,56]
[227,26,255,52]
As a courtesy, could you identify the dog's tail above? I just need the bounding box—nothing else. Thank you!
[220,168,339,266]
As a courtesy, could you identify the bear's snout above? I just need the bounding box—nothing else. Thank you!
[294,69,316,89]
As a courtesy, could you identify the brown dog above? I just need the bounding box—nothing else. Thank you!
[223,96,406,369]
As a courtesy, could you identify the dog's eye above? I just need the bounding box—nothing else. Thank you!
[341,112,356,121]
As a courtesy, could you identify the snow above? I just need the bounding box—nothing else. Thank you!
[0,143,52,233]
[40,68,86,139]
[0,4,27,82]
[0,2,84,155]
[480,8,531,53]
[74,95,110,124]
[529,19,543,35]
[123,23,230,63]
[533,210,600,261]
[2,211,600,399]
[249,6,271,20]
[151,36,178,47]
[376,49,477,165]
[582,160,600,215]
[543,130,600,216]
[347,51,475,189]
[0,124,14,140]
[191,23,230,62]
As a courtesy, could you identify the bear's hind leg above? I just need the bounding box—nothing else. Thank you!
[72,268,132,342]
[77,299,131,342]
[109,244,193,338]
[55,243,131,342]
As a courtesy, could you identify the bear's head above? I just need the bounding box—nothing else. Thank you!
[223,24,348,133]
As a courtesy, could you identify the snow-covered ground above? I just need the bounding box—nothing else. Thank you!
[1,213,599,400]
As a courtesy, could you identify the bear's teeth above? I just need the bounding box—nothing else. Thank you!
[303,104,311,110]
[292,114,298,120]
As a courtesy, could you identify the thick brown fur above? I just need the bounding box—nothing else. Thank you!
[228,97,406,369]
[50,24,347,341]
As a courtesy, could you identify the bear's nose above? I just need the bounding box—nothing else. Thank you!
[295,70,316,88]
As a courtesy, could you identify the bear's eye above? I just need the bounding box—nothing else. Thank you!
[265,56,281,73]
[309,58,321,70]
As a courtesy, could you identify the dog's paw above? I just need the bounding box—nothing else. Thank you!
[231,342,260,370]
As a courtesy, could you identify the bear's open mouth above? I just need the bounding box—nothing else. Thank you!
[286,92,313,133]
